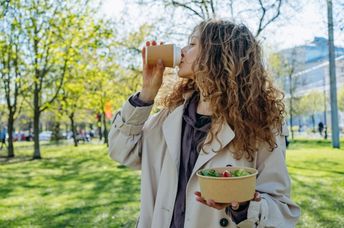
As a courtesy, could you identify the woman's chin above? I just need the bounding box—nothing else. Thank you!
[177,71,192,79]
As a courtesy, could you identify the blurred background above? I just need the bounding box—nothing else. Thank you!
[0,0,343,227]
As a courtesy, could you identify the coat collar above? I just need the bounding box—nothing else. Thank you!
[191,123,235,178]
[162,92,236,175]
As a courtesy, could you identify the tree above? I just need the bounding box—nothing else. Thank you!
[19,0,97,159]
[0,0,28,157]
[268,49,301,140]
[298,91,324,133]
[141,0,287,37]
[338,87,344,112]
[0,0,11,16]
[85,61,120,146]
[58,16,109,147]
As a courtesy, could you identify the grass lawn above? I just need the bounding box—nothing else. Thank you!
[287,139,344,227]
[0,142,140,228]
[0,139,343,227]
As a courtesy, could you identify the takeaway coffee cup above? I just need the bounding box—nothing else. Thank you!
[145,44,181,68]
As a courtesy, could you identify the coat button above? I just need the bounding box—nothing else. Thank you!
[219,218,229,227]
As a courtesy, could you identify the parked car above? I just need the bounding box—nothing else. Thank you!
[62,131,73,139]
[76,133,90,142]
[39,131,52,141]
[13,132,26,141]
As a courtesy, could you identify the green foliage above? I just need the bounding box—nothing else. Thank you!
[338,87,344,112]
[296,91,324,116]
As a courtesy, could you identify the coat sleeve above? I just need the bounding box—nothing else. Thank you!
[237,124,301,228]
[108,94,154,170]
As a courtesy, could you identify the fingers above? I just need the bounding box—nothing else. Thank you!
[145,40,163,47]
[156,59,165,72]
[194,191,207,205]
[253,192,261,202]
[142,40,164,65]
[230,201,240,210]
[194,191,262,212]
[152,40,164,46]
[194,191,202,197]
[141,46,146,64]
[194,192,229,210]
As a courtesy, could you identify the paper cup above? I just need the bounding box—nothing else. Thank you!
[145,44,181,67]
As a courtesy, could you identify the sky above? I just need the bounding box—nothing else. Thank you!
[100,0,344,51]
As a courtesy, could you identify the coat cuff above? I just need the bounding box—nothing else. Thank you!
[226,203,249,224]
[112,93,153,135]
[129,92,154,107]
[236,199,268,228]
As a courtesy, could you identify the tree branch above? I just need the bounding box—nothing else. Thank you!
[40,50,69,113]
[171,0,205,19]
[256,0,282,37]
[209,0,216,17]
[201,0,210,18]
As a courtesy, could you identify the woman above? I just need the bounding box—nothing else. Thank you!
[109,19,300,228]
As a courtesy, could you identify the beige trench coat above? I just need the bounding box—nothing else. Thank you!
[108,92,300,228]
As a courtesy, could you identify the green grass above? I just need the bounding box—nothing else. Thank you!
[0,142,140,228]
[0,139,343,227]
[287,139,344,228]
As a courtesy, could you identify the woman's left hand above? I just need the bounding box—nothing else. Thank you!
[194,191,261,210]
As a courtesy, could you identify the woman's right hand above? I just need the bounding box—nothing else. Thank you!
[139,40,166,103]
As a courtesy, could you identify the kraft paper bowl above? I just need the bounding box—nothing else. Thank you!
[196,167,258,203]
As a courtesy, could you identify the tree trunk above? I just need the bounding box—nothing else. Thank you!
[327,0,340,148]
[288,74,294,140]
[69,113,78,147]
[7,111,15,158]
[311,114,315,133]
[97,113,102,141]
[102,111,108,146]
[33,84,41,159]
[52,121,60,144]
[65,123,69,137]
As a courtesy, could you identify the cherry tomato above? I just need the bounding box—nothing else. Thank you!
[222,170,231,177]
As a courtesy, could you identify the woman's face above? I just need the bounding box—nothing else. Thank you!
[177,33,200,79]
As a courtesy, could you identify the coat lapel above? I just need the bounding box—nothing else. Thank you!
[162,90,236,178]
[191,123,236,177]
[162,105,184,171]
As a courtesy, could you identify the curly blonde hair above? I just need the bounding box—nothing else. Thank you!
[159,19,285,161]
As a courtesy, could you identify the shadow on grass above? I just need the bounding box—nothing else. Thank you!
[288,139,344,150]
[0,145,141,227]
[288,159,344,175]
[0,156,34,165]
[291,174,344,228]
[1,199,138,228]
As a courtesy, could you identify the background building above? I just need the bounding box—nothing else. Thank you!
[279,37,344,132]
